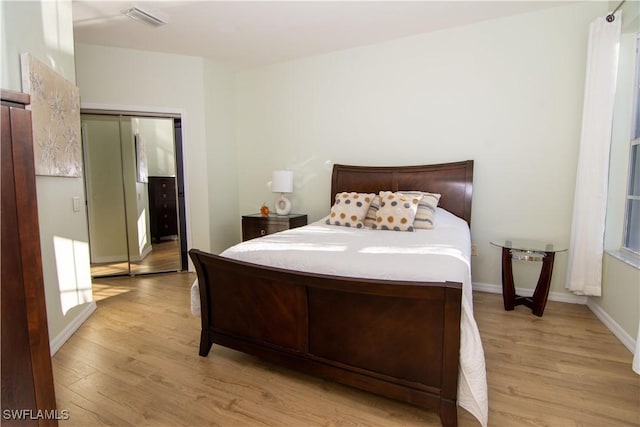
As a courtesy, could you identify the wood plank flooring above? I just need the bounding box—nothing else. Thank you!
[90,240,181,278]
[52,273,640,426]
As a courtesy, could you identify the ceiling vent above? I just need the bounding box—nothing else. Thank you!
[122,6,167,27]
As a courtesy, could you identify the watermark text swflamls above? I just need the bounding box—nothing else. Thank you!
[2,409,70,421]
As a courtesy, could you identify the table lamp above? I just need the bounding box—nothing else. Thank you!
[271,170,293,215]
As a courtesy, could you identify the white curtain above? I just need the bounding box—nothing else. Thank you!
[566,12,621,296]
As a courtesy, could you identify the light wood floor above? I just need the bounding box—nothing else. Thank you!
[53,273,640,426]
[90,240,182,278]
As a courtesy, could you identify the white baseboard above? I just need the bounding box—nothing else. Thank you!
[91,255,127,264]
[49,301,97,355]
[130,244,153,262]
[472,282,588,305]
[586,300,636,353]
[473,282,636,354]
[91,244,152,263]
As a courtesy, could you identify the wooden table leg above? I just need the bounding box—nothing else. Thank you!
[501,247,515,311]
[531,251,555,317]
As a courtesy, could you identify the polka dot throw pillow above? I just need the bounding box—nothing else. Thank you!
[326,192,375,228]
[372,191,420,231]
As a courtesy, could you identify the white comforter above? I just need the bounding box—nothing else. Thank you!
[191,208,488,426]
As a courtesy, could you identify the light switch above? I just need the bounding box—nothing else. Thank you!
[72,196,81,212]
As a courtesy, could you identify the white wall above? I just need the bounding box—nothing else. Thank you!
[203,58,242,252]
[593,0,640,349]
[593,254,640,346]
[134,117,176,177]
[1,0,95,353]
[234,2,608,299]
[74,44,218,257]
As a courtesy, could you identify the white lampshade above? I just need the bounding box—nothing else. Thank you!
[271,170,293,193]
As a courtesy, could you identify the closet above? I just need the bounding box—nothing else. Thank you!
[1,89,58,425]
[81,113,186,277]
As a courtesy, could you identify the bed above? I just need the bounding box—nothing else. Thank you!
[189,161,487,427]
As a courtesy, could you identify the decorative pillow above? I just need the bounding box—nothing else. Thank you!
[401,191,441,229]
[364,195,380,228]
[326,192,375,228]
[371,191,420,231]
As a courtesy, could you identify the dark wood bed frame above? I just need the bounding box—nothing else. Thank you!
[190,160,474,427]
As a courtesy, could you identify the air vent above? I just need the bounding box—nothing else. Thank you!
[122,6,167,27]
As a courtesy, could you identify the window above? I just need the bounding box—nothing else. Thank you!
[623,37,640,255]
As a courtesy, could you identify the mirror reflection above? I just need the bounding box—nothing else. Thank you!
[81,114,184,277]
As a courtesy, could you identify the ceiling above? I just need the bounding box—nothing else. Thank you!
[72,1,575,68]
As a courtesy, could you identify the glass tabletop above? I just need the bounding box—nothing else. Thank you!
[490,239,567,253]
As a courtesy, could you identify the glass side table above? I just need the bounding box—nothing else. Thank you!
[490,239,567,317]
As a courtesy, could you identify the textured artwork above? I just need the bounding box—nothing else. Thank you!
[20,53,82,177]
[135,134,148,183]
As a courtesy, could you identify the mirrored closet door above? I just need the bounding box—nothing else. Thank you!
[81,113,186,278]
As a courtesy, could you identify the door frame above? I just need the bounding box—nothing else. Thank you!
[80,103,190,275]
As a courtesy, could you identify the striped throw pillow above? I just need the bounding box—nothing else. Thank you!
[401,191,441,229]
[364,195,380,228]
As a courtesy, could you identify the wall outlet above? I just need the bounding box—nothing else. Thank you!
[471,243,478,256]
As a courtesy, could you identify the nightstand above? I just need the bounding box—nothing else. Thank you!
[241,213,308,241]
[490,239,567,317]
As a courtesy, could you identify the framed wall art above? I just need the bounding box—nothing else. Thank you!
[20,53,82,177]
[135,134,148,183]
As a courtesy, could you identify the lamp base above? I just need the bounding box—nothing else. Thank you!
[275,193,292,215]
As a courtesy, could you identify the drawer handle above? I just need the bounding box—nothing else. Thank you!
[260,229,266,236]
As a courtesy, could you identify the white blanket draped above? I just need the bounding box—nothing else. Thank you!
[192,208,488,426]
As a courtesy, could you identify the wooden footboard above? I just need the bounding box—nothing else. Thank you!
[190,249,462,427]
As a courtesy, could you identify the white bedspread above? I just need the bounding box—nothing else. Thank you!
[191,208,488,426]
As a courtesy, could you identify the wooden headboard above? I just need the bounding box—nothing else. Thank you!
[331,160,474,226]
